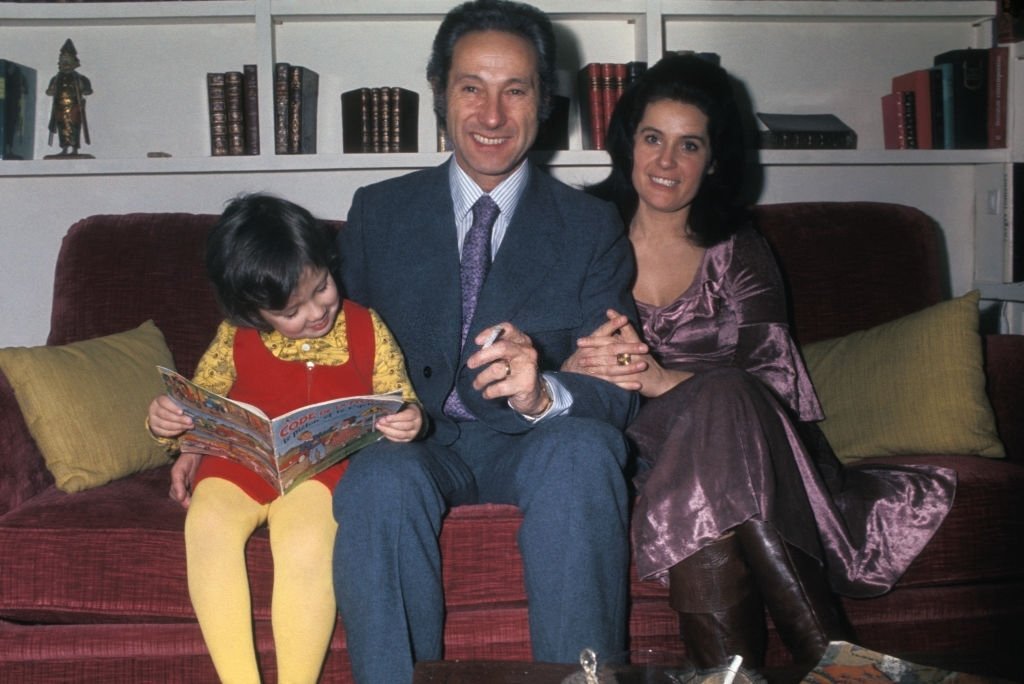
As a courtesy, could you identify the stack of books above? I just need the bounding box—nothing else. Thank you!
[206,65,259,157]
[274,63,319,155]
[881,46,1008,150]
[341,87,418,153]
[577,61,647,150]
[0,58,36,160]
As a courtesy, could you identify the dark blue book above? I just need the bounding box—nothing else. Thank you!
[756,112,857,149]
[0,59,36,160]
[933,62,954,150]
[933,48,987,149]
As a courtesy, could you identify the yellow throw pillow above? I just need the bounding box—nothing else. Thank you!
[801,290,1004,463]
[0,320,175,492]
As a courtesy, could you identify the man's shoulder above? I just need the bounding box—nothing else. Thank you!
[358,164,445,198]
[526,168,622,237]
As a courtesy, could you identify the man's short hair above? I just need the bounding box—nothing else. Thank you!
[427,0,557,129]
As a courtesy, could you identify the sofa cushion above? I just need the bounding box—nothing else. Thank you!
[0,321,176,493]
[801,291,1003,463]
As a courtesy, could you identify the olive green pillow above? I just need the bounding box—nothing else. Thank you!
[801,290,1004,463]
[0,320,175,492]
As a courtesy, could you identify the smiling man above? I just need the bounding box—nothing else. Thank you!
[330,1,639,682]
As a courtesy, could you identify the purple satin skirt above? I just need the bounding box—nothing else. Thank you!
[628,367,956,598]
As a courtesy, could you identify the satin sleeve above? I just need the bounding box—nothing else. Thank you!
[729,231,823,422]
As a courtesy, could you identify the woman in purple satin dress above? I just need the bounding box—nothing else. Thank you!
[563,54,956,671]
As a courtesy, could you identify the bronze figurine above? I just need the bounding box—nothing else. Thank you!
[45,39,93,158]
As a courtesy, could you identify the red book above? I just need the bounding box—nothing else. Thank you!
[577,63,605,150]
[891,69,933,150]
[600,63,616,146]
[881,91,914,150]
[988,46,1009,148]
[611,62,626,124]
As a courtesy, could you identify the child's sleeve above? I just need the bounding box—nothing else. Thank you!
[190,321,239,396]
[146,321,239,451]
[369,310,418,403]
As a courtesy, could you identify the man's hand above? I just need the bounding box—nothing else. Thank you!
[467,323,551,417]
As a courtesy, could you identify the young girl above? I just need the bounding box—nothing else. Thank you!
[148,193,423,683]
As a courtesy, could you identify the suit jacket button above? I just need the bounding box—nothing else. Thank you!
[423,366,432,378]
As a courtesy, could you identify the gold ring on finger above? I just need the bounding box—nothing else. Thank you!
[617,352,631,366]
[504,359,512,377]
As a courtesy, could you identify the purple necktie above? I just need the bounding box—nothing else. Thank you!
[444,195,500,420]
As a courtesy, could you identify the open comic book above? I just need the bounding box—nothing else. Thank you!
[157,366,405,495]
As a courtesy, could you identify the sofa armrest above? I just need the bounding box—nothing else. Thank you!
[0,369,54,517]
[984,334,1024,464]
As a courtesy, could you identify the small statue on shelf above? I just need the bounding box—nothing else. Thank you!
[45,39,93,159]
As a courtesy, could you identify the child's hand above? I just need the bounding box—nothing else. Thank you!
[169,451,201,509]
[376,403,424,443]
[148,395,193,438]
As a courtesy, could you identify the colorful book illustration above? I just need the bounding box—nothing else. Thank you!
[158,366,405,495]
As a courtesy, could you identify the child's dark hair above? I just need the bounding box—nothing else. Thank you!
[206,193,339,330]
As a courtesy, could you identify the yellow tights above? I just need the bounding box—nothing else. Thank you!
[185,477,338,684]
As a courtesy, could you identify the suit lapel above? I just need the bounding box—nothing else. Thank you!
[473,168,560,333]
[393,163,463,355]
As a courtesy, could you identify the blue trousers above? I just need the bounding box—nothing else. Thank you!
[332,417,630,684]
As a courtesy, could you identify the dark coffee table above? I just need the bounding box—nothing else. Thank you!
[413,659,800,684]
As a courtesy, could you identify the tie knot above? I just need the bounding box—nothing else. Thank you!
[472,194,500,227]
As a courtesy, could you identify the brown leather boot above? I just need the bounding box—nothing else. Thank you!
[735,519,854,667]
[668,533,766,670]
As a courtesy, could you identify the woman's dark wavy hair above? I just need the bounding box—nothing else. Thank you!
[206,193,340,331]
[427,0,557,129]
[587,53,748,247]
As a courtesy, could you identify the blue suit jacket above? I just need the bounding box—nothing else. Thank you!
[339,160,638,444]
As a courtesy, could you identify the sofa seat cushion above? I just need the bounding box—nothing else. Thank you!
[0,467,272,624]
[852,454,1024,588]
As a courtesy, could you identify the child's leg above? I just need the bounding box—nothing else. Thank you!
[186,477,268,684]
[267,479,338,683]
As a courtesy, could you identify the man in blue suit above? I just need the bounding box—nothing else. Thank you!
[332,2,638,681]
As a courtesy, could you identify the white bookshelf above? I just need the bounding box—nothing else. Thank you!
[1,0,1019,346]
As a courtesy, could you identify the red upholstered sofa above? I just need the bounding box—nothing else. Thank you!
[1,203,1022,682]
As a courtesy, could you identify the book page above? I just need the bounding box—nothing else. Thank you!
[270,391,404,492]
[158,366,279,485]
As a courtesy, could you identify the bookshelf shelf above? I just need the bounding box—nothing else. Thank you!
[977,282,1024,302]
[660,1,995,22]
[1,0,1021,346]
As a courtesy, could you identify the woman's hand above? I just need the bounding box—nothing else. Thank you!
[377,403,425,442]
[147,395,193,438]
[564,309,690,397]
[562,310,648,390]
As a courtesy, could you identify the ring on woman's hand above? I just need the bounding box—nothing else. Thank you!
[617,352,631,366]
[504,359,512,377]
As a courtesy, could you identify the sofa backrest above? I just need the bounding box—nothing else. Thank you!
[753,202,943,345]
[48,213,223,378]
[48,203,945,375]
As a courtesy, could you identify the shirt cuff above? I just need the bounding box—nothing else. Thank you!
[513,373,571,423]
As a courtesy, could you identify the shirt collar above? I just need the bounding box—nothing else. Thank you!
[449,159,530,223]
